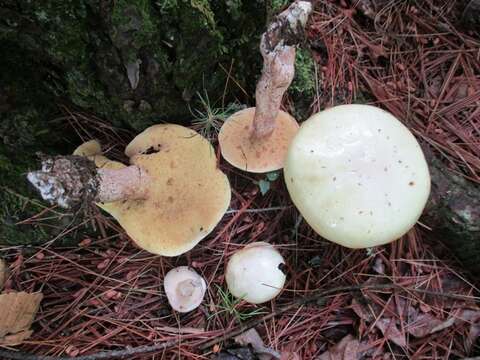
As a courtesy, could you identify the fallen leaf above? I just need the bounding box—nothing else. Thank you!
[280,351,301,360]
[467,324,480,353]
[372,257,385,274]
[0,291,43,345]
[351,298,375,322]
[214,347,257,360]
[407,309,480,338]
[318,334,362,360]
[235,328,281,360]
[407,313,445,338]
[375,318,406,347]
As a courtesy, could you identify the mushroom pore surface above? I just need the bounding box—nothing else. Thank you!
[225,242,286,304]
[284,104,431,248]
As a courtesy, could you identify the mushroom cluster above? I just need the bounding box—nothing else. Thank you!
[284,104,431,248]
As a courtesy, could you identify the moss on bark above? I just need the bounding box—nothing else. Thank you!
[1,0,310,245]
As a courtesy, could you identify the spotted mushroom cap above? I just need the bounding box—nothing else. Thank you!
[163,266,206,313]
[218,107,299,173]
[284,104,431,248]
[77,125,231,256]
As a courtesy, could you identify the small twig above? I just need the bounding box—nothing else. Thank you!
[0,339,179,360]
[225,206,290,214]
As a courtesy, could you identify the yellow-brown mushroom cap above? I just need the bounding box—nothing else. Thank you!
[97,124,231,256]
[73,139,102,157]
[218,107,299,173]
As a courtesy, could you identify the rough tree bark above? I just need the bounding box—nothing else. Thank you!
[423,156,480,276]
[1,0,310,245]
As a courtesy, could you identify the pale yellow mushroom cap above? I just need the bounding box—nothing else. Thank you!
[75,125,231,256]
[225,242,286,304]
[218,107,299,173]
[284,105,431,248]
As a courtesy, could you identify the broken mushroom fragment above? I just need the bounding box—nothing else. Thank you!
[28,125,231,256]
[284,104,431,248]
[163,266,206,313]
[72,139,102,157]
[218,1,312,173]
[225,242,286,304]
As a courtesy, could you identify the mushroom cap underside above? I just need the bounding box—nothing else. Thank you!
[163,266,206,312]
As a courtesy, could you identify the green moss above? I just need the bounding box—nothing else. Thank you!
[289,47,316,120]
[290,47,316,97]
[0,0,284,245]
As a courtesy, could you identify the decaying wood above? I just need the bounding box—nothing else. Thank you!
[252,0,312,139]
[423,154,480,275]
[27,156,150,209]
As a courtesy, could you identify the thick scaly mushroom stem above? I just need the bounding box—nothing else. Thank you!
[27,156,150,209]
[252,0,312,139]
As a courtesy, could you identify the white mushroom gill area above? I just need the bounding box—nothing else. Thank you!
[285,105,431,248]
[163,266,206,313]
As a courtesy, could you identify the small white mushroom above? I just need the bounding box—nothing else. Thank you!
[163,266,206,313]
[284,104,431,248]
[225,242,286,304]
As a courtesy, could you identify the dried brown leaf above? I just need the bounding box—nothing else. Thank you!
[351,298,374,322]
[0,291,43,345]
[407,309,480,338]
[318,335,361,360]
[235,328,281,360]
[375,318,406,348]
[407,313,445,338]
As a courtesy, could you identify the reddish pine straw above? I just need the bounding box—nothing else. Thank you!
[2,1,479,359]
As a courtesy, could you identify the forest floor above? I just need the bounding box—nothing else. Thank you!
[2,1,480,359]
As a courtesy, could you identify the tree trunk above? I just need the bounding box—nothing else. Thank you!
[422,155,480,276]
[0,0,276,245]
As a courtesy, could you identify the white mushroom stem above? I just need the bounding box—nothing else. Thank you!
[27,156,150,209]
[252,0,312,139]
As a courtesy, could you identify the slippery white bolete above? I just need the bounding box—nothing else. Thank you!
[284,104,431,248]
[225,242,286,304]
[218,1,312,173]
[28,125,231,256]
[163,266,206,313]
